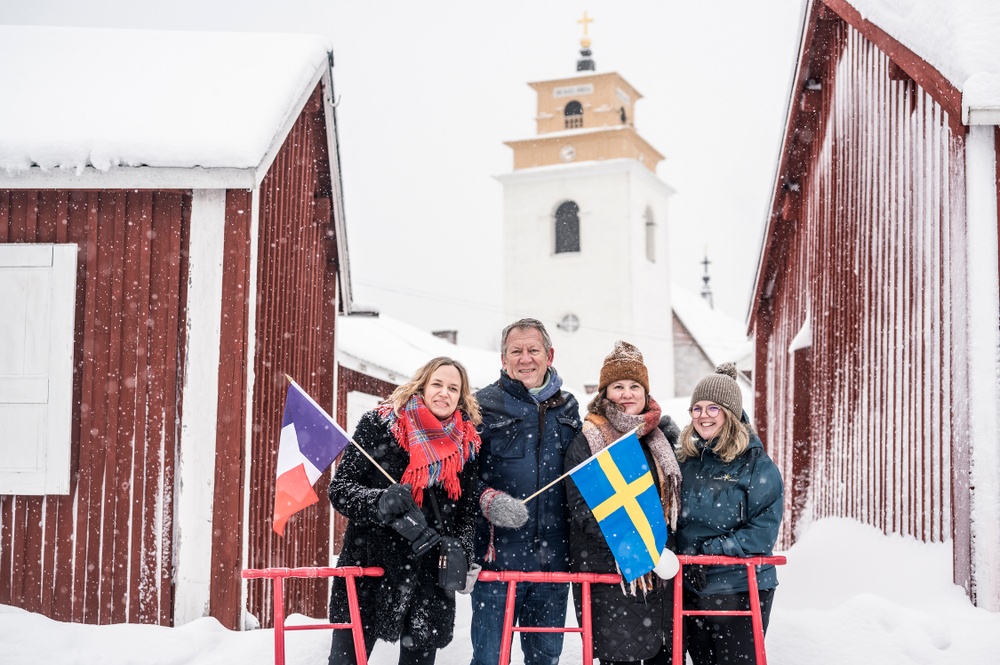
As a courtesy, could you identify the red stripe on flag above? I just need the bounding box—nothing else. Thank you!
[272,463,320,536]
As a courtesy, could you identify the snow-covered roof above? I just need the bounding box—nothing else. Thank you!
[846,0,1000,123]
[337,313,594,403]
[337,314,502,391]
[671,282,753,368]
[0,25,332,176]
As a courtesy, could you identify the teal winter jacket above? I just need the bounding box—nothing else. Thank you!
[676,419,783,596]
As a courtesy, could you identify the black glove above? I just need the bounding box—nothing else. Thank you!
[377,483,416,523]
[389,506,441,555]
[684,564,708,591]
[409,526,442,556]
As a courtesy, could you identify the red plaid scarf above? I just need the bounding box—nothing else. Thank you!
[380,395,480,506]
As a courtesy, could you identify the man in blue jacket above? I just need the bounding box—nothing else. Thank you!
[470,318,581,665]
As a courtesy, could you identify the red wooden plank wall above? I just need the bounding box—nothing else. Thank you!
[757,23,963,552]
[244,87,339,627]
[0,189,189,625]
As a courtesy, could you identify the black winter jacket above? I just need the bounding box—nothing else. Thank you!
[328,409,479,649]
[565,429,676,661]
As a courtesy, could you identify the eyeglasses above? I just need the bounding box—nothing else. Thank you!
[690,405,721,417]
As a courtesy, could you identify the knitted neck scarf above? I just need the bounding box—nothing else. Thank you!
[583,396,683,594]
[380,395,480,507]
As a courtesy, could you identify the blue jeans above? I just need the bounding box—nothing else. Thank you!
[471,580,569,665]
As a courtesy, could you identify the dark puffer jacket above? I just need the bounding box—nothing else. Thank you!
[328,409,479,649]
[564,419,679,662]
[474,369,580,571]
[676,418,783,596]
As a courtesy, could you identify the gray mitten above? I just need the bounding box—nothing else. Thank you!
[458,563,482,595]
[480,488,529,528]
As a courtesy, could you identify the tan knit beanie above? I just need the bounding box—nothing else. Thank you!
[598,340,649,393]
[690,363,742,416]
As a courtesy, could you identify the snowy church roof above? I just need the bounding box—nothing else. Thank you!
[671,282,753,369]
[0,25,332,177]
[838,0,1000,123]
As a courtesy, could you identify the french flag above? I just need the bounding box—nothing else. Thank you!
[272,378,351,536]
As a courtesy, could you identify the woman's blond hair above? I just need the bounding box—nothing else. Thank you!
[676,405,749,463]
[386,357,482,425]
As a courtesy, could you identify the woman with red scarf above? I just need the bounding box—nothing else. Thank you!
[327,357,482,665]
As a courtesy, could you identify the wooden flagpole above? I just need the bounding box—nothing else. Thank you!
[284,374,397,484]
[520,426,642,504]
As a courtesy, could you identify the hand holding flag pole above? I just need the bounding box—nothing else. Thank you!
[272,375,396,536]
[520,425,642,504]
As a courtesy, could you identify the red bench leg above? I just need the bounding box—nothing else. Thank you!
[747,565,766,665]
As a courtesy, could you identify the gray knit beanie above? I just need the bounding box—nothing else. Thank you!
[690,363,742,416]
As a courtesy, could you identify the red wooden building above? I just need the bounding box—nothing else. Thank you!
[750,0,1000,609]
[0,26,356,629]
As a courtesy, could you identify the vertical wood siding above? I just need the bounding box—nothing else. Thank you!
[243,87,340,628]
[756,22,963,552]
[0,189,189,625]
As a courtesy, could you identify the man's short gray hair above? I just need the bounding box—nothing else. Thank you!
[500,318,553,355]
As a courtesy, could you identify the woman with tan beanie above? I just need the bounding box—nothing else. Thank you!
[676,363,783,665]
[564,341,682,665]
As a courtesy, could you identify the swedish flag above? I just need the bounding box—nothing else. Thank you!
[568,430,667,582]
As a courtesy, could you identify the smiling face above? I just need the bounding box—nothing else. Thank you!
[421,364,463,421]
[501,328,553,389]
[606,380,646,416]
[690,400,724,440]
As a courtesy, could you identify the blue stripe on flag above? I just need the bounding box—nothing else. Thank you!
[283,381,351,472]
[569,431,667,582]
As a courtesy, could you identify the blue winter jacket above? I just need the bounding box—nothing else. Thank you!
[676,420,784,595]
[474,369,581,572]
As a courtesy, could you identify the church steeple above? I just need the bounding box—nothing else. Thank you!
[503,12,664,173]
[576,11,596,72]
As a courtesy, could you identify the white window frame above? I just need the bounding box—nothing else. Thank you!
[0,243,78,495]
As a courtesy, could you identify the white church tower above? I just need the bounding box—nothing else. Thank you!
[497,13,675,395]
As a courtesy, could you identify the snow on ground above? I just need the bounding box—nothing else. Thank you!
[2,518,998,665]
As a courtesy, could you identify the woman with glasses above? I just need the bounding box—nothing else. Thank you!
[676,363,784,665]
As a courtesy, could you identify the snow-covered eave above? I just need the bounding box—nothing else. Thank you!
[0,59,331,193]
[965,105,1000,125]
[0,165,258,190]
[320,56,357,316]
[252,59,328,189]
[338,350,409,386]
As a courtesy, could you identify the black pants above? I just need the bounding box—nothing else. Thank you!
[328,628,437,665]
[600,645,672,665]
[683,589,775,665]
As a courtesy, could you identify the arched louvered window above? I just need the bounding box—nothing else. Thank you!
[564,101,583,129]
[555,201,580,254]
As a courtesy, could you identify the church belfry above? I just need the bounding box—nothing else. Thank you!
[497,14,676,394]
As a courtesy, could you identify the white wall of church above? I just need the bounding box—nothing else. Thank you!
[498,159,674,397]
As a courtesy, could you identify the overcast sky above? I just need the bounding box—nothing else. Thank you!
[3,0,807,351]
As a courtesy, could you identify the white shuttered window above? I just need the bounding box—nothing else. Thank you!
[0,244,77,495]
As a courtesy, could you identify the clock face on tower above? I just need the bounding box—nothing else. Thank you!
[560,145,577,162]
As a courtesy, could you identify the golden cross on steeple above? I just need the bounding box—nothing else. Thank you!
[577,11,594,37]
